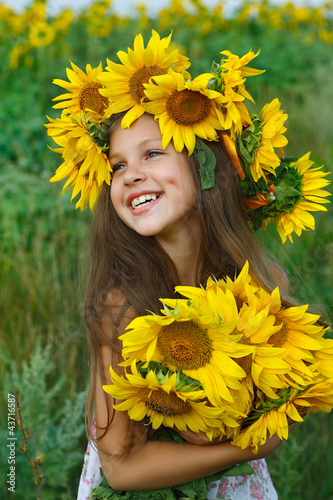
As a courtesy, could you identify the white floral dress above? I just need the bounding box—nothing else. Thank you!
[77,424,278,500]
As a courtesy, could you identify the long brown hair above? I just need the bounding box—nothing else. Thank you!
[83,114,290,448]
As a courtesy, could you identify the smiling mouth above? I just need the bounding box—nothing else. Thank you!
[131,194,160,209]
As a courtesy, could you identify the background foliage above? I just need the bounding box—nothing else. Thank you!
[1,0,332,498]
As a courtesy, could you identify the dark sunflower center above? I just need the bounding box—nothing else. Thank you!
[269,320,289,348]
[79,82,108,114]
[235,295,244,311]
[129,65,166,103]
[157,320,212,370]
[294,403,310,419]
[235,354,252,374]
[138,387,191,416]
[166,89,211,125]
[233,334,252,374]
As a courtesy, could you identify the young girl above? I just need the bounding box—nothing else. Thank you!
[78,112,286,500]
[46,31,330,500]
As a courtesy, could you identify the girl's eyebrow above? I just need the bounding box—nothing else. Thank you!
[110,138,162,161]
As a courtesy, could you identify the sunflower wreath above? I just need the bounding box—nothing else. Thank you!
[45,30,331,244]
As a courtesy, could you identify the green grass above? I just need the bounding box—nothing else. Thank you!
[267,411,333,500]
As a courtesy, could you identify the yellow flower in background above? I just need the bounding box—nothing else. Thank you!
[29,21,55,48]
[52,9,73,32]
[143,71,225,155]
[120,299,254,406]
[103,362,226,433]
[276,153,331,243]
[250,98,288,182]
[23,1,47,28]
[9,42,30,70]
[294,6,312,23]
[52,61,109,119]
[46,112,111,210]
[90,19,112,38]
[98,30,191,128]
[6,11,25,37]
[87,5,113,39]
[0,6,14,22]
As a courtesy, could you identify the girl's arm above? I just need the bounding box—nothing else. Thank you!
[96,347,282,491]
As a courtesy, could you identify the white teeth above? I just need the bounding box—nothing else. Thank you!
[131,194,157,209]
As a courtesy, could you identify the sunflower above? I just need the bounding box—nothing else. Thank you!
[143,71,225,155]
[51,159,101,211]
[220,49,265,82]
[249,285,330,386]
[103,362,228,434]
[224,292,292,400]
[120,298,255,406]
[52,61,109,120]
[233,381,333,452]
[29,21,55,48]
[207,260,259,309]
[247,98,288,182]
[175,261,258,311]
[170,264,290,400]
[209,49,265,139]
[275,152,331,243]
[98,30,191,127]
[219,81,252,139]
[45,112,111,210]
[312,339,333,379]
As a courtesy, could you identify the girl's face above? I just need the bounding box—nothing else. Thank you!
[109,115,197,243]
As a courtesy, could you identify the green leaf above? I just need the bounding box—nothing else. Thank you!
[193,138,216,190]
[238,140,256,164]
[223,463,254,476]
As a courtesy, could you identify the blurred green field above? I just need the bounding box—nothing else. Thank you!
[1,0,333,498]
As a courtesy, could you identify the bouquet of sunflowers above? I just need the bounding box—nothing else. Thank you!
[92,261,333,499]
[103,261,333,453]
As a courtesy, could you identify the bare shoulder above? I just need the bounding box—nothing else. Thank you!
[268,260,290,295]
[104,289,137,323]
[101,289,138,345]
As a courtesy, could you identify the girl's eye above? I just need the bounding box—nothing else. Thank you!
[146,150,162,159]
[112,163,126,173]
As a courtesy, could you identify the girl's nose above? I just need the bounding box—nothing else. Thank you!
[123,162,147,185]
